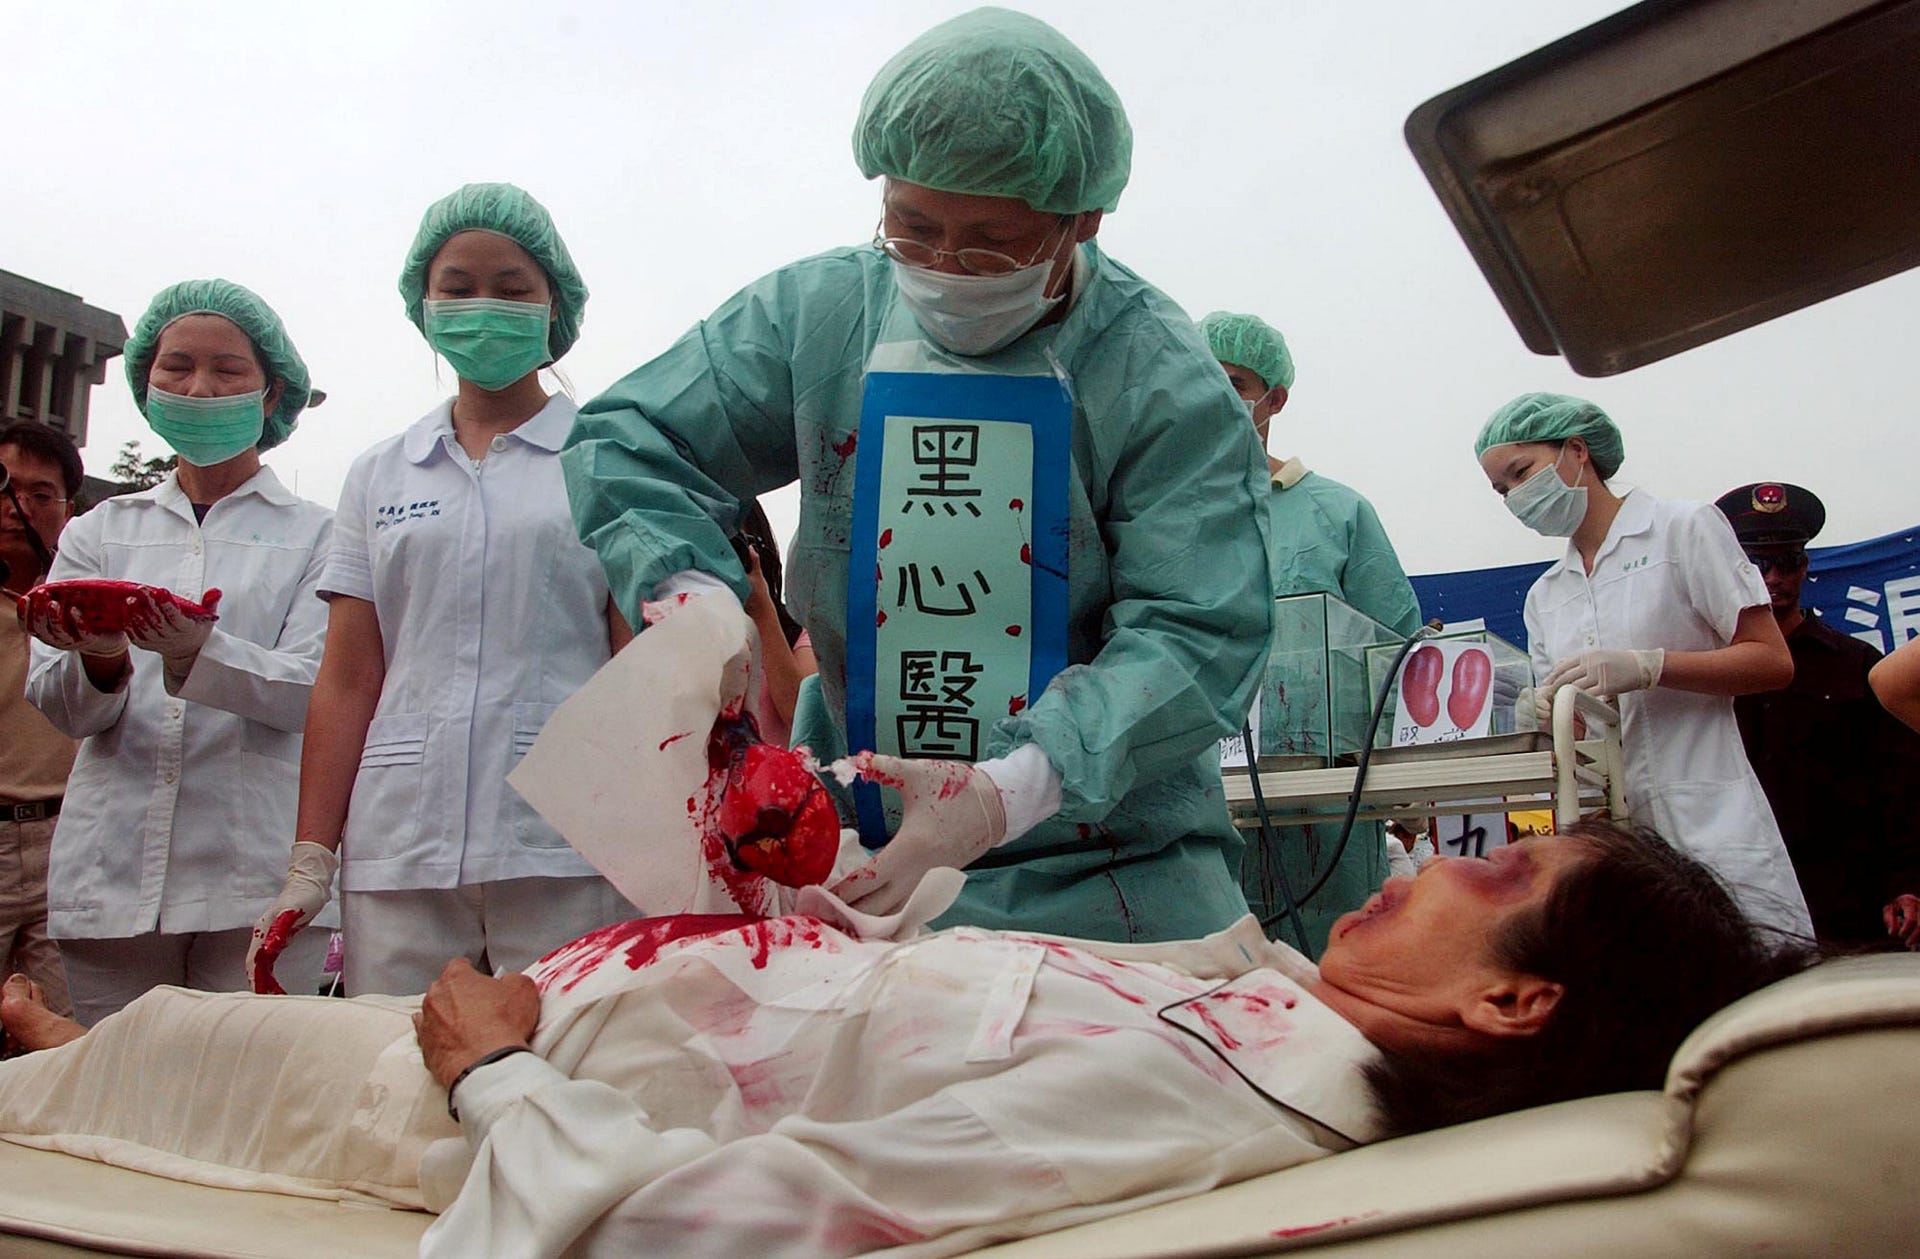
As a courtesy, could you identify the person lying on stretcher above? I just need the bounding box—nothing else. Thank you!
[0,821,1806,1259]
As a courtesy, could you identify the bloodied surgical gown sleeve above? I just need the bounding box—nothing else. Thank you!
[562,260,857,614]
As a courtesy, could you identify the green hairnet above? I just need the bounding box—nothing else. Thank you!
[123,279,314,452]
[398,183,588,360]
[853,7,1133,214]
[1199,311,1295,392]
[1475,392,1626,479]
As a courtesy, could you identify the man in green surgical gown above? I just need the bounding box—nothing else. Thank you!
[562,10,1272,942]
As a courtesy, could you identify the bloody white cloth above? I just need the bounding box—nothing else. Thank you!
[0,913,1376,1259]
[423,910,1377,1258]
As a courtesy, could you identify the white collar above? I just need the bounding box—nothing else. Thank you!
[402,395,573,465]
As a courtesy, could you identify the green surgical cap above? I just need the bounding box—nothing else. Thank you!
[1199,311,1295,393]
[124,279,314,452]
[853,7,1133,214]
[1475,392,1626,479]
[398,182,588,360]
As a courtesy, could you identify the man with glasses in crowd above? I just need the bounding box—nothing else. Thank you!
[564,8,1271,942]
[0,421,83,1016]
[1718,481,1920,948]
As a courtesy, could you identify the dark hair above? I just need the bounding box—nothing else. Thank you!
[1364,821,1813,1137]
[732,500,804,647]
[0,420,85,499]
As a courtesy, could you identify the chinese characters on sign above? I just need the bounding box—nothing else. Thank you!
[876,415,1034,760]
[1837,575,1920,653]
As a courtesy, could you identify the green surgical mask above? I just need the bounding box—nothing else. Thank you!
[145,387,267,467]
[422,297,551,391]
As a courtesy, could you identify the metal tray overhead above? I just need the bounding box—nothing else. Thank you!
[1405,0,1920,376]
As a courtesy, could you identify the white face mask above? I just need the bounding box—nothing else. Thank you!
[1504,448,1589,537]
[889,257,1065,357]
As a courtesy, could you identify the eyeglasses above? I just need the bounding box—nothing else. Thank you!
[1745,550,1808,575]
[872,214,1072,277]
[3,489,67,511]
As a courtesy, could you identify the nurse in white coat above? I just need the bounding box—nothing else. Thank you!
[1474,393,1812,937]
[21,280,334,1023]
[249,184,635,997]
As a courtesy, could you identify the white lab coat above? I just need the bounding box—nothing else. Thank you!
[26,468,333,937]
[418,914,1379,1258]
[1523,489,1812,936]
[321,397,611,890]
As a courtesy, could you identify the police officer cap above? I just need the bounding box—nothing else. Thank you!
[1714,482,1825,546]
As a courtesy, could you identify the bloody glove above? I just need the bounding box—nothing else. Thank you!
[125,591,214,674]
[830,753,1006,916]
[246,842,339,995]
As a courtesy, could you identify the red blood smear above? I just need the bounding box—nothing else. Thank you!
[659,731,692,751]
[831,433,857,460]
[1190,1001,1242,1050]
[878,528,893,549]
[851,753,906,790]
[531,913,763,993]
[1019,542,1031,564]
[727,915,830,970]
[1009,498,1024,511]
[1008,695,1026,716]
[876,611,887,627]
[1004,625,1021,637]
[250,909,303,995]
[1270,1214,1372,1239]
[1026,940,1149,1005]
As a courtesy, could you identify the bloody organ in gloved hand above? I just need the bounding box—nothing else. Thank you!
[709,715,839,888]
[20,580,222,633]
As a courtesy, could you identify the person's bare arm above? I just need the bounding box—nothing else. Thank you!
[1657,604,1794,695]
[292,597,386,852]
[607,597,635,656]
[1871,637,1920,733]
[743,551,812,724]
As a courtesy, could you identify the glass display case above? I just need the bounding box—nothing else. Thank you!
[1366,627,1533,748]
[1250,593,1404,767]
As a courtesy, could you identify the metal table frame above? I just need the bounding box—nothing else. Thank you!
[1225,687,1626,831]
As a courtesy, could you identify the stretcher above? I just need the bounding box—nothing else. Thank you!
[0,951,1914,1257]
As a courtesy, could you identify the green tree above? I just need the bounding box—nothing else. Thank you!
[109,440,176,492]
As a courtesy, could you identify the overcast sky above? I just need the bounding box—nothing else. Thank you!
[9,0,1915,576]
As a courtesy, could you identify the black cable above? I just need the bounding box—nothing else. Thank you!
[1238,722,1311,954]
[1255,622,1444,944]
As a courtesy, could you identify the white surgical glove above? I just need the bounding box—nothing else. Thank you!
[246,842,339,995]
[125,593,212,679]
[20,591,128,658]
[1541,648,1665,700]
[829,752,1008,916]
